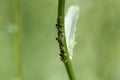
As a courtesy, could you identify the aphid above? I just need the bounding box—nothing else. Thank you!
[60,54,67,63]
[56,35,63,42]
[55,24,58,27]
[65,6,79,60]
[57,16,62,23]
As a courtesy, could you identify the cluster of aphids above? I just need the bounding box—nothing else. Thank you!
[56,16,67,63]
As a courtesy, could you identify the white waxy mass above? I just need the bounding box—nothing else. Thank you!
[65,5,79,60]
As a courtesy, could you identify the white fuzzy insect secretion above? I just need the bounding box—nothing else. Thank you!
[65,6,79,60]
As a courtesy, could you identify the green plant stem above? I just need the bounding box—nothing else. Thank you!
[57,0,76,80]
[13,0,25,80]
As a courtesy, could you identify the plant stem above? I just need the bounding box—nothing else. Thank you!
[56,0,76,80]
[13,0,25,80]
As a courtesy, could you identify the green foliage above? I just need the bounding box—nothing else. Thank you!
[0,0,120,80]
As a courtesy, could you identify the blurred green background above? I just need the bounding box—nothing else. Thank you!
[0,0,120,80]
